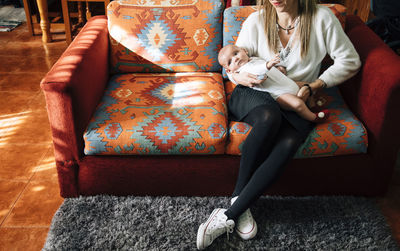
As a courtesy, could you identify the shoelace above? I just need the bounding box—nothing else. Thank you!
[226,223,234,240]
[208,218,235,241]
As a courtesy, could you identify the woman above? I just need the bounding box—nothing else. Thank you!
[196,0,361,249]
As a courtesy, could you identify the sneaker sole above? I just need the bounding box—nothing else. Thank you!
[196,209,221,250]
[197,223,206,250]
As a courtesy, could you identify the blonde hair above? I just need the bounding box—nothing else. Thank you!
[258,0,317,58]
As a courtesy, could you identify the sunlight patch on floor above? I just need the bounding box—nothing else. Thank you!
[0,111,30,147]
[34,156,55,173]
[31,185,45,192]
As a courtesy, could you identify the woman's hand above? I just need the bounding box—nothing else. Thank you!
[296,79,326,101]
[276,66,287,75]
[296,82,311,101]
[232,72,264,88]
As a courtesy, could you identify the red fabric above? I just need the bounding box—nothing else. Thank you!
[41,15,109,162]
[78,154,381,197]
[56,160,79,197]
[225,0,253,8]
[40,16,109,196]
[341,15,400,185]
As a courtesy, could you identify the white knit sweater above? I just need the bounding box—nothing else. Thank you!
[232,5,361,87]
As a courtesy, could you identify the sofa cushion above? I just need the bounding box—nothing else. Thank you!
[225,81,368,157]
[84,73,228,155]
[107,0,224,74]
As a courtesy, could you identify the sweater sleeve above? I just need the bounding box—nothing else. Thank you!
[318,9,361,87]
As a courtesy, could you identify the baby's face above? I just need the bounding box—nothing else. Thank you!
[219,45,249,73]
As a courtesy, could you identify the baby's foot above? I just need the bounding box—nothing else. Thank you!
[313,109,330,123]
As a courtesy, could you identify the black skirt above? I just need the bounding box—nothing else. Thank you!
[228,85,314,140]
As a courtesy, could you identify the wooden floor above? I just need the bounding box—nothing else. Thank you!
[0,23,399,250]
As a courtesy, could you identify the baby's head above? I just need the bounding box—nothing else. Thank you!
[218,44,250,73]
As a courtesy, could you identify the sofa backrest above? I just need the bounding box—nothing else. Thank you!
[107,0,225,74]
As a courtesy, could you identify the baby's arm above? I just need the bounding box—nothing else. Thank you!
[266,54,281,70]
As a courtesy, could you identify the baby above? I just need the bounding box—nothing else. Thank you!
[218,44,329,123]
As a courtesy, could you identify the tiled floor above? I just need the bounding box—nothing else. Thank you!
[0,24,66,250]
[0,23,399,250]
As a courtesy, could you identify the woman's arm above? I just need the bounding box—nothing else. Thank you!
[297,7,361,99]
[318,7,361,87]
[229,71,263,88]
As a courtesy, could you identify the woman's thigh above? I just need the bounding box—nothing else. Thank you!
[228,85,281,122]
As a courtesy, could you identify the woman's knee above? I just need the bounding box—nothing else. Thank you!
[280,131,303,153]
[249,105,282,127]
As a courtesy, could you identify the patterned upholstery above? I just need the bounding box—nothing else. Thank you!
[85,3,367,157]
[107,0,225,74]
[225,80,368,157]
[84,73,228,155]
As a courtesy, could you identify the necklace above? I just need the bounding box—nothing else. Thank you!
[277,18,299,64]
[276,17,299,35]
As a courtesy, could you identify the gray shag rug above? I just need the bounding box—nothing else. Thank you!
[43,196,398,250]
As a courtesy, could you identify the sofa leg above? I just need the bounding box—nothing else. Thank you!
[56,160,79,197]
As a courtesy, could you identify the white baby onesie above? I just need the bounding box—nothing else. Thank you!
[236,57,299,100]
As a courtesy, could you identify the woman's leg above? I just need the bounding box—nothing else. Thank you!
[226,119,304,221]
[231,105,282,197]
[277,94,317,121]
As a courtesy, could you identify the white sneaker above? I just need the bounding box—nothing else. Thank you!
[196,208,235,250]
[231,196,257,240]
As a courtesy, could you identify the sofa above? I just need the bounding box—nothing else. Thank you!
[41,0,400,198]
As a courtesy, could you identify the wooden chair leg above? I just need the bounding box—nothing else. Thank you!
[78,2,85,23]
[62,0,110,44]
[36,0,52,42]
[86,1,92,20]
[22,0,34,36]
[61,0,72,44]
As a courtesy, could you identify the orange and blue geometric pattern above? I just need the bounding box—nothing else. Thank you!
[84,72,228,155]
[107,0,225,73]
[224,80,368,157]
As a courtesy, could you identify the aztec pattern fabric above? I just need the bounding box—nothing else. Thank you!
[107,0,224,74]
[84,73,228,155]
[224,80,368,157]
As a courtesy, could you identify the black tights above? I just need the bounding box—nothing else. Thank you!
[225,105,304,221]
